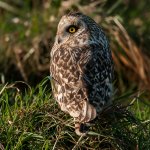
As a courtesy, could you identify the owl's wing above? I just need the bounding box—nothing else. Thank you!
[50,43,113,123]
[82,43,113,112]
[50,44,97,123]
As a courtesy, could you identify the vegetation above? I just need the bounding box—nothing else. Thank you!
[0,78,150,150]
[0,0,150,149]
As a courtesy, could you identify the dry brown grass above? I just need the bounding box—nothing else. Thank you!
[105,17,150,91]
[0,0,150,93]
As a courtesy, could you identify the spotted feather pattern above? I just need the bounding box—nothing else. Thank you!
[50,12,114,135]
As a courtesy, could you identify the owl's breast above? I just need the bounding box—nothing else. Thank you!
[50,44,91,85]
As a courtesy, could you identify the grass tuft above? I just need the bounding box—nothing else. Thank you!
[0,77,149,149]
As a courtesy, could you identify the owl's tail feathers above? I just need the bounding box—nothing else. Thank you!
[81,101,97,123]
[74,101,97,136]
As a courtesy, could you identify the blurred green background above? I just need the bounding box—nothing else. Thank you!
[0,1,150,149]
[0,0,150,96]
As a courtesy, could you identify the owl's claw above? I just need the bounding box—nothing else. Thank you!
[75,129,86,136]
[79,123,89,133]
[75,123,89,136]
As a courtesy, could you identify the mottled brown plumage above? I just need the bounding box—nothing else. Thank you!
[50,12,114,135]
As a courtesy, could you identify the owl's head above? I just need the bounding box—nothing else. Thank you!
[55,12,104,46]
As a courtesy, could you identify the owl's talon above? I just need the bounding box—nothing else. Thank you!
[79,123,89,133]
[75,127,87,136]
[75,122,87,136]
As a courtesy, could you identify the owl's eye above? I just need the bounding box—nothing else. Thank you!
[67,25,78,33]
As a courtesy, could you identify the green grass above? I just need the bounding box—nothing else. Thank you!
[0,1,150,149]
[0,77,150,150]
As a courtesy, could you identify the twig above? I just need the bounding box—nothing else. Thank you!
[0,1,19,14]
[0,83,8,95]
[72,135,84,150]
[52,135,59,150]
[0,143,4,150]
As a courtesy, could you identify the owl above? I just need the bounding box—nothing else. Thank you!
[50,12,113,135]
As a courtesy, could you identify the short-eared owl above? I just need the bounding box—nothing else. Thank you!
[50,12,113,135]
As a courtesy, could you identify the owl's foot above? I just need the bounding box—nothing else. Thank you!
[75,123,89,136]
